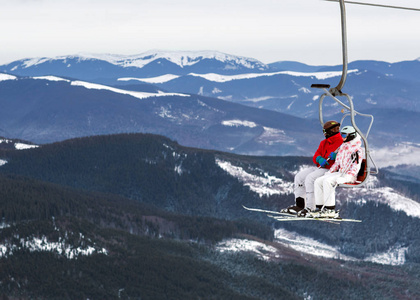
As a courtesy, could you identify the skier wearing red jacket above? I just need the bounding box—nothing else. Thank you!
[281,121,343,215]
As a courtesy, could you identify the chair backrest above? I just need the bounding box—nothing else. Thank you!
[356,159,367,183]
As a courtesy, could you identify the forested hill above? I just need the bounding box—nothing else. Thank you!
[0,157,275,298]
[0,133,306,220]
[1,133,420,298]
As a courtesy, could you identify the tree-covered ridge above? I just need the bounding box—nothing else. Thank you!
[2,133,420,263]
[1,133,420,298]
[0,133,301,219]
[0,173,271,242]
[2,216,420,299]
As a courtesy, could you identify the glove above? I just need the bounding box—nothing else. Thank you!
[328,152,337,160]
[316,156,329,167]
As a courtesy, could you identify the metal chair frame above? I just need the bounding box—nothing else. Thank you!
[311,0,378,188]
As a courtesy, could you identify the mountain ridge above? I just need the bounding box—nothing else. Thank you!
[1,50,269,80]
[3,50,420,81]
[0,75,321,156]
[13,50,268,69]
[1,132,419,259]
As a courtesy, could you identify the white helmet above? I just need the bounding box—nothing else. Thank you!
[341,126,357,141]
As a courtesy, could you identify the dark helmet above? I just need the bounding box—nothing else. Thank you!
[323,120,340,138]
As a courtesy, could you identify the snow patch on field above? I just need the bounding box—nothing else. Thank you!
[216,238,279,261]
[216,229,407,266]
[221,120,257,128]
[0,235,108,260]
[0,73,17,81]
[215,159,293,197]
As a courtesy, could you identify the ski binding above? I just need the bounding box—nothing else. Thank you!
[242,205,361,223]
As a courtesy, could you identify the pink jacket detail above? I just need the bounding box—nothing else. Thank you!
[328,134,363,181]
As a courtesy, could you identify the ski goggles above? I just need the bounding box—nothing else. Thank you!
[323,123,340,133]
[341,132,356,139]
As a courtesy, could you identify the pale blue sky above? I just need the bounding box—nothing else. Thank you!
[0,0,419,65]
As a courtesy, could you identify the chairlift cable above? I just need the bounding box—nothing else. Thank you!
[323,0,420,12]
[334,0,348,95]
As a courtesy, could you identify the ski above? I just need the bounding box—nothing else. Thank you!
[268,214,361,223]
[268,214,342,224]
[242,205,296,217]
[243,205,361,223]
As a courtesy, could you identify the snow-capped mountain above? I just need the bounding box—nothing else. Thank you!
[143,65,420,120]
[2,51,419,123]
[0,50,269,80]
[15,50,268,70]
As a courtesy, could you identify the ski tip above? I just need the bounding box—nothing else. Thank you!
[242,205,255,211]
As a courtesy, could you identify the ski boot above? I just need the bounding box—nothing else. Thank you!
[280,197,304,215]
[280,205,303,215]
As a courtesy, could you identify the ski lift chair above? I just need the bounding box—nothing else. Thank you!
[310,0,378,188]
[311,83,378,188]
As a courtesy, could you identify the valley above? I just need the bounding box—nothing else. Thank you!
[0,51,419,299]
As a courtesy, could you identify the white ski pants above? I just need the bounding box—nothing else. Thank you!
[294,167,328,210]
[314,172,354,207]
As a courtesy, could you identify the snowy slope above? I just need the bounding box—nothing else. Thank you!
[120,69,359,84]
[0,73,17,81]
[2,73,188,100]
[70,80,188,99]
[0,219,107,260]
[343,178,420,218]
[0,138,38,151]
[216,229,407,266]
[215,159,420,266]
[216,159,420,219]
[31,75,189,99]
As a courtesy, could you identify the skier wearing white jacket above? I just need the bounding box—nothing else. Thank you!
[313,126,363,217]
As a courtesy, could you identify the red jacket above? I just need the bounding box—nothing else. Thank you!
[312,133,343,169]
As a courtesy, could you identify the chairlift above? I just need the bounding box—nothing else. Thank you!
[311,0,378,188]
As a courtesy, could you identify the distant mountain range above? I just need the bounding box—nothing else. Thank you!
[1,50,419,158]
[0,74,319,156]
[3,51,419,82]
[0,51,269,80]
